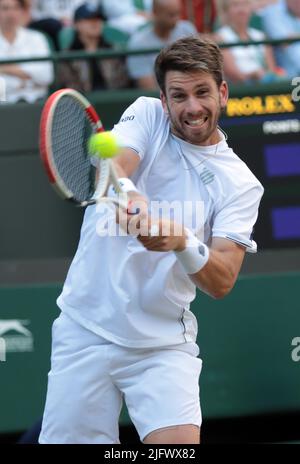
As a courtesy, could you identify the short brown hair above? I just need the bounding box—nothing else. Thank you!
[154,36,224,94]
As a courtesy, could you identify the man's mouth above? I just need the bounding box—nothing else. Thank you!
[184,116,208,128]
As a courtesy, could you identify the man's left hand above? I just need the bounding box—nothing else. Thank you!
[137,219,186,252]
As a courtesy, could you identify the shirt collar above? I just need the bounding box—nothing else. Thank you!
[0,27,24,47]
[171,128,229,155]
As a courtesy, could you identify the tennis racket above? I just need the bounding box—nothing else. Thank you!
[39,88,128,209]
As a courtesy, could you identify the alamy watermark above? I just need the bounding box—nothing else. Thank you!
[95,199,205,241]
[291,77,300,102]
[291,337,300,362]
[0,77,6,102]
[0,337,6,362]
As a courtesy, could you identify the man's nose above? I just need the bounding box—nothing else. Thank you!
[186,96,204,115]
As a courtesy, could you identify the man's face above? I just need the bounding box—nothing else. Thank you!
[226,0,252,27]
[0,0,22,31]
[75,18,103,40]
[287,0,300,18]
[154,0,181,32]
[161,70,228,146]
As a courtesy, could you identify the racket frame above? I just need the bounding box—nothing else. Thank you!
[40,88,127,209]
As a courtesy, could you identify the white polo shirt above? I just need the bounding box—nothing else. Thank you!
[0,28,53,103]
[57,97,264,348]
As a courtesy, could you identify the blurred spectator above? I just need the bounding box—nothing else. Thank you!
[259,0,300,77]
[0,0,53,103]
[58,3,130,93]
[180,0,217,33]
[28,0,98,26]
[102,0,153,35]
[23,0,98,49]
[127,0,197,89]
[215,0,285,83]
[142,0,154,10]
[252,0,278,13]
[20,0,30,24]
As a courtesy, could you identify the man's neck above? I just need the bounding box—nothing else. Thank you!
[287,7,300,20]
[1,27,18,43]
[78,35,99,51]
[154,23,172,40]
[230,23,248,39]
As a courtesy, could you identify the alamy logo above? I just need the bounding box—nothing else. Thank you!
[291,77,300,102]
[0,320,31,337]
[0,320,34,354]
[95,200,205,240]
[0,337,6,362]
[0,77,6,102]
[291,337,300,362]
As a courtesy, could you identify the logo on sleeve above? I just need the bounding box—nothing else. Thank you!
[120,115,135,123]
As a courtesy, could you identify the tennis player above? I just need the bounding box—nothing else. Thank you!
[39,36,264,444]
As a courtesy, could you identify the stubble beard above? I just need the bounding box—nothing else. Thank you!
[167,100,223,146]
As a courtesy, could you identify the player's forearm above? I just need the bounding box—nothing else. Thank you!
[111,153,148,223]
[112,147,141,178]
[112,158,131,179]
[112,159,147,203]
[188,249,238,299]
[174,230,242,299]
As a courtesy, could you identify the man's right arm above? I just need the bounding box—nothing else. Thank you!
[112,147,141,178]
[112,148,149,220]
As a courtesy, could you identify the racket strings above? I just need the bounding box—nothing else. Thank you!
[52,96,95,203]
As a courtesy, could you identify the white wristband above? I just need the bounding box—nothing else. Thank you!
[118,178,138,193]
[107,178,138,197]
[174,229,209,275]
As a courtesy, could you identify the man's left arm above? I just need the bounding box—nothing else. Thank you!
[187,237,245,299]
[138,222,245,300]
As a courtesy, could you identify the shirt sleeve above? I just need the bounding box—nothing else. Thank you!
[212,181,264,253]
[111,97,155,160]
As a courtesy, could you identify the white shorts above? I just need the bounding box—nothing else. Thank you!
[39,312,203,444]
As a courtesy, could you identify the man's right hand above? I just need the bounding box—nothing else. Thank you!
[117,191,149,236]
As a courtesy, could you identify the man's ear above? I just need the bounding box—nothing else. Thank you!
[219,80,229,109]
[160,91,169,115]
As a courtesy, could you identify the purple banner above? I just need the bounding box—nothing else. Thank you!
[272,206,300,240]
[264,143,300,177]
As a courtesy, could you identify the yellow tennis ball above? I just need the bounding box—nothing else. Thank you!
[88,131,119,159]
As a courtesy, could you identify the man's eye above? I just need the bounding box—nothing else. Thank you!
[197,90,208,96]
[172,94,185,100]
